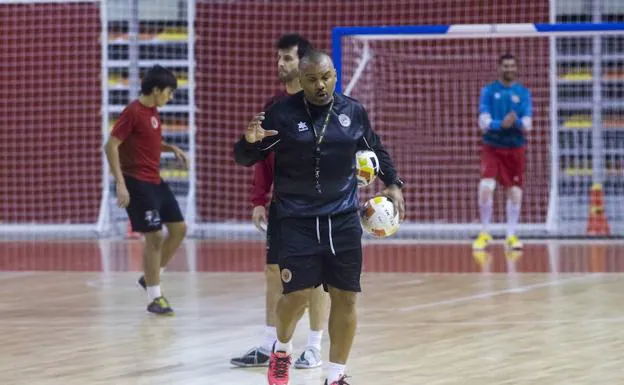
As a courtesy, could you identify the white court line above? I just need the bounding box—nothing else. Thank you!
[399,275,600,312]
[359,316,624,327]
[363,238,624,245]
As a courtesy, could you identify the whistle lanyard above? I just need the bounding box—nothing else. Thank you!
[304,97,334,194]
[303,97,334,146]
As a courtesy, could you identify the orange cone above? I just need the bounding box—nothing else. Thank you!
[586,183,610,236]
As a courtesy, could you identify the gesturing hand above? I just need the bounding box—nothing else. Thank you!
[245,112,278,143]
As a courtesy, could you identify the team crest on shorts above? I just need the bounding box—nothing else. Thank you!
[150,116,159,129]
[338,114,351,127]
[281,268,292,283]
[144,209,161,227]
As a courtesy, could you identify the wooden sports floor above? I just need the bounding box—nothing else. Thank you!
[1,239,623,384]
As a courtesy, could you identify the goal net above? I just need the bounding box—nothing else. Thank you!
[335,23,624,238]
[0,0,103,238]
[2,0,623,245]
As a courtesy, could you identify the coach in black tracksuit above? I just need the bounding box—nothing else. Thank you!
[233,51,404,385]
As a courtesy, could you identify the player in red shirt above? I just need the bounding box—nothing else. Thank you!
[104,65,188,316]
[230,34,328,370]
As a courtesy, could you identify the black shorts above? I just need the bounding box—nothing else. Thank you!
[278,211,363,294]
[266,204,279,265]
[123,175,184,233]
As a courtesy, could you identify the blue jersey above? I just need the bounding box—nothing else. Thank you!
[478,80,532,148]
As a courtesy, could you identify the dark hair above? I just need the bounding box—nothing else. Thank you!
[276,33,313,59]
[141,65,177,95]
[499,53,516,65]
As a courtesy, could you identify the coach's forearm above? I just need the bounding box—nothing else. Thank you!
[233,137,265,167]
[104,142,125,185]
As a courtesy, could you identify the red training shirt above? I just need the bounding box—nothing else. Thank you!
[249,90,290,207]
[111,100,162,184]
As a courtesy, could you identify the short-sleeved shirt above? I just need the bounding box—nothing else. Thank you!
[111,100,162,184]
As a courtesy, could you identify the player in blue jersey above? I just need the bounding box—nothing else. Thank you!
[473,54,532,250]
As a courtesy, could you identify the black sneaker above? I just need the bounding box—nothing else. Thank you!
[230,347,271,367]
[146,296,174,316]
[137,275,147,290]
[324,375,351,385]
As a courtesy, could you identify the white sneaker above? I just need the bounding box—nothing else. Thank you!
[294,346,322,369]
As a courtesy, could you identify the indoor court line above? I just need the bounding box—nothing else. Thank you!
[362,238,624,245]
[357,316,624,327]
[399,274,604,312]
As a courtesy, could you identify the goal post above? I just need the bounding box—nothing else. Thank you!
[332,22,624,238]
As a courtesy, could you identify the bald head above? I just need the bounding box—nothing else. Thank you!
[299,50,334,72]
[299,50,337,105]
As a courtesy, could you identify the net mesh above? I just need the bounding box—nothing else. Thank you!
[0,0,622,241]
[105,0,192,236]
[194,0,550,227]
[341,37,551,234]
[0,2,101,225]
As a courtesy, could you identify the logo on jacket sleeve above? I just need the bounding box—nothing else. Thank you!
[338,114,351,127]
[297,122,309,132]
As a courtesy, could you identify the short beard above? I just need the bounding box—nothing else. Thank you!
[503,73,516,82]
[279,71,297,84]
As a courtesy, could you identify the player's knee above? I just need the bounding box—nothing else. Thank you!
[166,221,187,239]
[479,178,496,193]
[144,230,164,250]
[176,222,187,238]
[507,186,522,205]
[328,287,358,310]
[478,178,496,202]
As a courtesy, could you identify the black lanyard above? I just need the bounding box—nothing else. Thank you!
[304,97,334,146]
[304,97,334,193]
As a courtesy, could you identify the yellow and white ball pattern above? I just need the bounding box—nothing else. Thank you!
[355,150,379,188]
[360,196,400,238]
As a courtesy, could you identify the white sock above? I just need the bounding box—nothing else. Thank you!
[261,325,277,353]
[274,340,292,354]
[307,329,323,351]
[327,362,346,384]
[160,267,165,275]
[479,198,493,232]
[506,199,521,237]
[146,285,161,301]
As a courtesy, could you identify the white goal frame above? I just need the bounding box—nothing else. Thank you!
[332,22,624,237]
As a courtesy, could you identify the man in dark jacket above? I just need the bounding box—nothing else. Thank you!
[234,50,405,385]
